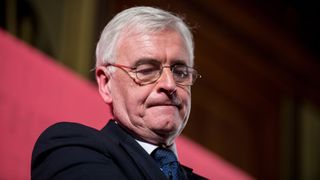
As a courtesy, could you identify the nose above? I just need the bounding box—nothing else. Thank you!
[157,67,177,94]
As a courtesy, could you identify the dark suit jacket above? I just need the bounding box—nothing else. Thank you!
[31,120,206,179]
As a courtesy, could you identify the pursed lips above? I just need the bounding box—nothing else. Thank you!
[147,102,182,109]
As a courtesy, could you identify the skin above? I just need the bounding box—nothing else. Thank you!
[96,28,192,146]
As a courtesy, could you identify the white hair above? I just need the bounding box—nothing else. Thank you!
[95,6,194,67]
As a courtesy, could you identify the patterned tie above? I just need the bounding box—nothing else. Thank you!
[152,147,181,180]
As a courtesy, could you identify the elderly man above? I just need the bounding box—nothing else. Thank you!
[32,6,203,180]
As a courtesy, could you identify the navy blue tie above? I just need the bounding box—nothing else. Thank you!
[152,148,181,180]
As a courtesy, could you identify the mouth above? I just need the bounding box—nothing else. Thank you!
[147,103,182,109]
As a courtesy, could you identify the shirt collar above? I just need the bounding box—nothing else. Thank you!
[114,121,179,158]
[135,139,179,159]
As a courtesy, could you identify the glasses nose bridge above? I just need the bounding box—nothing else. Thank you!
[157,65,176,83]
[159,65,175,78]
[160,65,174,73]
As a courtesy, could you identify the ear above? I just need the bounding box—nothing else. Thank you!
[95,66,112,104]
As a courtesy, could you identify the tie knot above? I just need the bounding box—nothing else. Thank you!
[152,148,182,180]
[152,147,178,166]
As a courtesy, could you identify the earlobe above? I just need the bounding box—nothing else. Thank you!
[95,67,112,104]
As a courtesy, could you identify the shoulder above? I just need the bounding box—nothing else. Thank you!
[33,122,102,154]
[31,122,128,179]
[38,121,98,136]
[37,122,99,139]
[32,121,106,159]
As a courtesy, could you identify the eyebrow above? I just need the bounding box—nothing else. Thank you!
[133,58,188,67]
[133,58,160,67]
[171,59,188,66]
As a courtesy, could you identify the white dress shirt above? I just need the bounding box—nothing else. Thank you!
[135,139,179,159]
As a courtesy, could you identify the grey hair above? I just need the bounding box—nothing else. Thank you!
[95,6,194,67]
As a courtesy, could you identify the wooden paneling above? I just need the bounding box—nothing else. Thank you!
[2,0,319,179]
[112,0,320,179]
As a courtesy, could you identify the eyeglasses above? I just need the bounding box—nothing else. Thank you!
[104,62,201,86]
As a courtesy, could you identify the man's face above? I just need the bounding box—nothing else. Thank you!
[100,29,191,146]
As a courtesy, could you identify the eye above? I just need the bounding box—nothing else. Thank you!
[135,63,159,76]
[173,65,189,79]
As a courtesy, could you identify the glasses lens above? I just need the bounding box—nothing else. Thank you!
[172,65,196,85]
[132,63,200,86]
[135,63,160,82]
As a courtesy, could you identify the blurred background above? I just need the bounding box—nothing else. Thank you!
[1,0,320,179]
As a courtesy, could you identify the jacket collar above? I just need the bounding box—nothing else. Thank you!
[100,120,201,179]
[100,120,167,180]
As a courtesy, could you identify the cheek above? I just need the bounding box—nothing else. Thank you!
[181,89,192,118]
[184,99,191,116]
[123,86,153,115]
[182,88,191,106]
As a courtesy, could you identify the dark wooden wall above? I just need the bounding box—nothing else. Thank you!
[108,1,320,179]
[2,0,320,179]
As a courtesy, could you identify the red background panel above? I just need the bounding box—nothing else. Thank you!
[0,29,252,179]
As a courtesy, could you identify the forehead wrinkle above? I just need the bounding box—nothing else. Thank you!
[116,28,190,66]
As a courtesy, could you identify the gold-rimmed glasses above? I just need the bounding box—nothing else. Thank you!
[104,62,201,86]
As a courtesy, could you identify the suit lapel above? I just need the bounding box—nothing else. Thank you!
[120,139,167,180]
[181,165,208,180]
[100,120,206,180]
[100,120,167,180]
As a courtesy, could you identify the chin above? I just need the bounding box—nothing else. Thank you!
[153,118,182,135]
